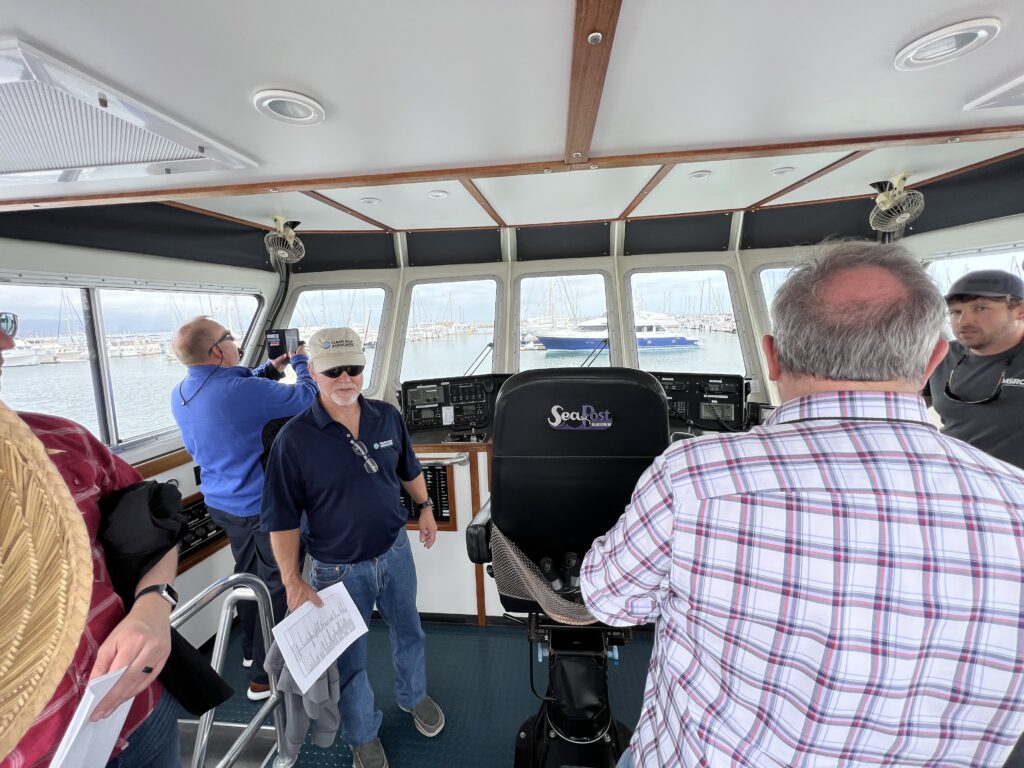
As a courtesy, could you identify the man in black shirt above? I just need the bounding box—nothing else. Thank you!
[924,269,1024,469]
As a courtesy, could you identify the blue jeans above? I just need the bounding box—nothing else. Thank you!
[106,689,180,768]
[208,506,288,685]
[310,535,427,747]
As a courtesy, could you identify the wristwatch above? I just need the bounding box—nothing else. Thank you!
[415,498,434,512]
[135,583,179,608]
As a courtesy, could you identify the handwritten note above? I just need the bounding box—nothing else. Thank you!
[272,581,367,693]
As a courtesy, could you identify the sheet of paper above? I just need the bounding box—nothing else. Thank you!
[51,667,134,768]
[441,405,455,426]
[272,580,368,694]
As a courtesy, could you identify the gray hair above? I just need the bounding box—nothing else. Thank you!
[771,241,945,382]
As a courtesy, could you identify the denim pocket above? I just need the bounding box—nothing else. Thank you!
[311,562,350,588]
[392,533,410,551]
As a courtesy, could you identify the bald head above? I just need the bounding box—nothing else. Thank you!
[769,242,946,387]
[172,316,234,366]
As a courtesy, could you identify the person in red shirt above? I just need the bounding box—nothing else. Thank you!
[0,312,181,768]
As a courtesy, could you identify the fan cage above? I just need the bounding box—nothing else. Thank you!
[264,231,306,263]
[868,190,925,233]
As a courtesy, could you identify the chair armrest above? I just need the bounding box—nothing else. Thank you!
[466,501,492,564]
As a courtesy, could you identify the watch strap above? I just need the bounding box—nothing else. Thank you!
[416,498,434,511]
[135,583,179,607]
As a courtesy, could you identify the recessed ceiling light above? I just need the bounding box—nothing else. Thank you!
[427,189,449,199]
[769,166,795,176]
[947,137,961,143]
[589,164,599,170]
[894,18,1001,71]
[689,170,712,180]
[543,168,553,174]
[360,197,381,205]
[252,89,326,125]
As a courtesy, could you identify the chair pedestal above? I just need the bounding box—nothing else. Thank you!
[514,622,631,768]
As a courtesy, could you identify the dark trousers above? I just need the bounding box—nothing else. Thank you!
[207,506,287,685]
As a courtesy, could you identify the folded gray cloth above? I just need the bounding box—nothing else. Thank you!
[264,640,341,761]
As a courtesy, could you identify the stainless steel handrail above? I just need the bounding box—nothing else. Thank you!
[171,573,284,768]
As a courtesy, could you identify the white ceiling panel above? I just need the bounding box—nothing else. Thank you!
[595,1,1024,155]
[632,151,850,217]
[318,181,495,230]
[475,166,660,225]
[772,138,1024,205]
[177,192,379,230]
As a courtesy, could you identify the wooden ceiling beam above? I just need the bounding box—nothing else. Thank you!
[459,178,506,227]
[564,0,622,165]
[3,123,1024,212]
[301,191,390,231]
[161,201,271,230]
[620,164,675,219]
[749,150,872,210]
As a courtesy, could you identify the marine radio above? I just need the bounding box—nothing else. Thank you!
[649,371,749,432]
[402,373,510,441]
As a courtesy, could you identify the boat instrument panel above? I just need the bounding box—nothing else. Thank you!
[402,373,511,443]
[649,372,750,432]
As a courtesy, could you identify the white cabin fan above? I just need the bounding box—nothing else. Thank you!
[264,216,306,264]
[868,172,925,235]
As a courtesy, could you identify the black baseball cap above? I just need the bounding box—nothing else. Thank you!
[945,269,1024,301]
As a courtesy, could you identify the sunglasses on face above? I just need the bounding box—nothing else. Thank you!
[0,312,17,338]
[319,365,364,378]
[350,440,379,474]
[208,330,234,354]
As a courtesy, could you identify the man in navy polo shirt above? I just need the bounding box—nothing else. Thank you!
[263,327,444,768]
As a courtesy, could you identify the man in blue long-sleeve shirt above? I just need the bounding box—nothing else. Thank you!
[170,316,317,699]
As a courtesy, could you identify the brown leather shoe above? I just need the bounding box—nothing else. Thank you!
[247,682,271,701]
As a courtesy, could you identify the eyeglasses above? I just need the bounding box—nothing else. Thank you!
[944,354,1007,404]
[319,365,365,378]
[350,440,379,474]
[208,330,234,354]
[0,312,17,338]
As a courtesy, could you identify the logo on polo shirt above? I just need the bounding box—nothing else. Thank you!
[374,439,395,449]
[1004,377,1024,387]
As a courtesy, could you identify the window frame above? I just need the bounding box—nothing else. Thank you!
[622,263,753,375]
[395,275,503,386]
[0,271,265,456]
[513,268,616,371]
[283,280,394,398]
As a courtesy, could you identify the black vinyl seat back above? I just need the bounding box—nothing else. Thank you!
[491,367,669,567]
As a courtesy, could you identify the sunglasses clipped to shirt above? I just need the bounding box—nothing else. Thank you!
[0,312,17,338]
[943,353,1013,405]
[319,365,365,378]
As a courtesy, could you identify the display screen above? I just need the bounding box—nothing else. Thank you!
[408,385,442,406]
[700,402,735,421]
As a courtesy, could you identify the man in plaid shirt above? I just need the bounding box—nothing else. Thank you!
[582,242,1024,767]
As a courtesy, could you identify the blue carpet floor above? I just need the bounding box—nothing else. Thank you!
[210,619,653,767]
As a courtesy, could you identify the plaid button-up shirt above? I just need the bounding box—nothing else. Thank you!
[2,413,160,768]
[582,391,1024,767]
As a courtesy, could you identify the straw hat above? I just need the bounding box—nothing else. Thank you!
[0,406,92,758]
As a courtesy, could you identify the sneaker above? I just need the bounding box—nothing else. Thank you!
[246,682,271,701]
[400,695,445,737]
[352,738,388,768]
[242,658,253,669]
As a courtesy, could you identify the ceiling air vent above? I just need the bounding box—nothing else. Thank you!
[0,39,255,186]
[964,72,1024,111]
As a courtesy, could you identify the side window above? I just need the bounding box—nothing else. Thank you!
[0,286,102,436]
[519,273,609,370]
[401,279,497,382]
[629,269,744,375]
[289,287,386,383]
[758,267,795,324]
[927,249,1023,294]
[98,289,259,443]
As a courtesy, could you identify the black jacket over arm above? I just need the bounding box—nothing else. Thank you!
[99,480,234,715]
